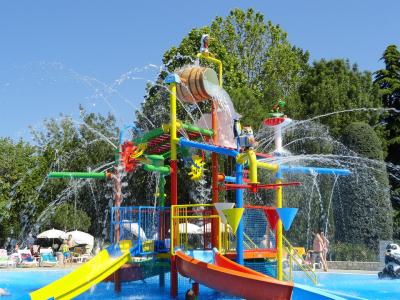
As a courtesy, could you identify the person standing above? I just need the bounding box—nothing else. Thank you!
[313,230,328,271]
[321,231,330,270]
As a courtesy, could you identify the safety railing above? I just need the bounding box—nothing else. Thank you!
[111,206,170,255]
[170,204,222,254]
[282,235,318,285]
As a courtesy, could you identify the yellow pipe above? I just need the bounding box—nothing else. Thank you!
[162,121,181,133]
[236,153,248,165]
[170,206,174,254]
[247,150,258,184]
[196,53,223,87]
[276,178,283,280]
[257,162,279,172]
[170,83,177,161]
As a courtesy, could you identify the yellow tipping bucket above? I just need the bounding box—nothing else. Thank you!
[177,67,219,103]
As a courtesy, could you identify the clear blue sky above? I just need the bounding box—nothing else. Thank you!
[1,0,399,140]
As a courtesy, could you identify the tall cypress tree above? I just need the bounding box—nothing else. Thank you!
[375,45,400,164]
[375,45,400,236]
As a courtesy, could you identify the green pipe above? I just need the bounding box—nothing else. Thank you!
[145,154,165,166]
[48,172,107,179]
[143,164,170,175]
[133,127,165,144]
[181,123,213,137]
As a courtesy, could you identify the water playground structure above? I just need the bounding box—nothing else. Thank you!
[30,35,353,300]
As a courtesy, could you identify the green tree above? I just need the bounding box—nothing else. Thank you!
[334,122,392,249]
[297,59,382,137]
[0,138,44,244]
[30,109,119,240]
[50,203,91,232]
[374,45,400,217]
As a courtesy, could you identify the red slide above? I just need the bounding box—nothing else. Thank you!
[175,250,293,300]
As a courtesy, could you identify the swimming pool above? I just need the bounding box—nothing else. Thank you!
[1,269,399,299]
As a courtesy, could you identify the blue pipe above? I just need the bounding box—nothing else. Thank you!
[235,163,244,265]
[179,138,239,157]
[224,175,236,183]
[279,165,350,176]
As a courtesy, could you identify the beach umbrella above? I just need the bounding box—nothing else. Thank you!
[66,230,94,246]
[203,222,228,233]
[122,221,147,240]
[168,223,202,234]
[37,229,67,240]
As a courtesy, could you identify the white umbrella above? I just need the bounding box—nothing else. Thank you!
[204,222,229,233]
[37,229,67,240]
[168,223,202,234]
[122,221,147,240]
[66,230,94,246]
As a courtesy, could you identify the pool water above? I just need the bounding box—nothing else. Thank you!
[1,269,400,299]
[294,272,400,300]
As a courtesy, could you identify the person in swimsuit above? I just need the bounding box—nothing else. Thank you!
[313,230,328,271]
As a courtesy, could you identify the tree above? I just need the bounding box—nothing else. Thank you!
[374,45,400,217]
[29,109,119,241]
[0,138,44,245]
[297,59,383,137]
[334,122,392,249]
[374,45,400,164]
[50,203,91,232]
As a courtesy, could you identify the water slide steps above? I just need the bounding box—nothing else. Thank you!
[29,241,132,300]
[176,249,352,300]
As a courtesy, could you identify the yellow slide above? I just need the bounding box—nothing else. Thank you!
[30,241,132,300]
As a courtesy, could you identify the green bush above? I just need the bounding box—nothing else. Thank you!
[329,243,378,262]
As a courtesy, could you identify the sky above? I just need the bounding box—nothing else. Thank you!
[0,0,399,140]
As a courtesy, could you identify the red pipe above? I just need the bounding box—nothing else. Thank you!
[171,255,178,297]
[170,159,178,297]
[192,282,199,296]
[114,270,121,293]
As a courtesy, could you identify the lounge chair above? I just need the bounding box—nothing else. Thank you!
[39,248,57,267]
[18,249,38,267]
[0,249,15,268]
[71,247,91,263]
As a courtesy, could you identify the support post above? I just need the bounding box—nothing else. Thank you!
[114,167,122,243]
[235,163,244,265]
[192,282,199,296]
[114,269,121,293]
[276,173,283,280]
[159,266,165,288]
[211,101,219,249]
[165,76,179,297]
